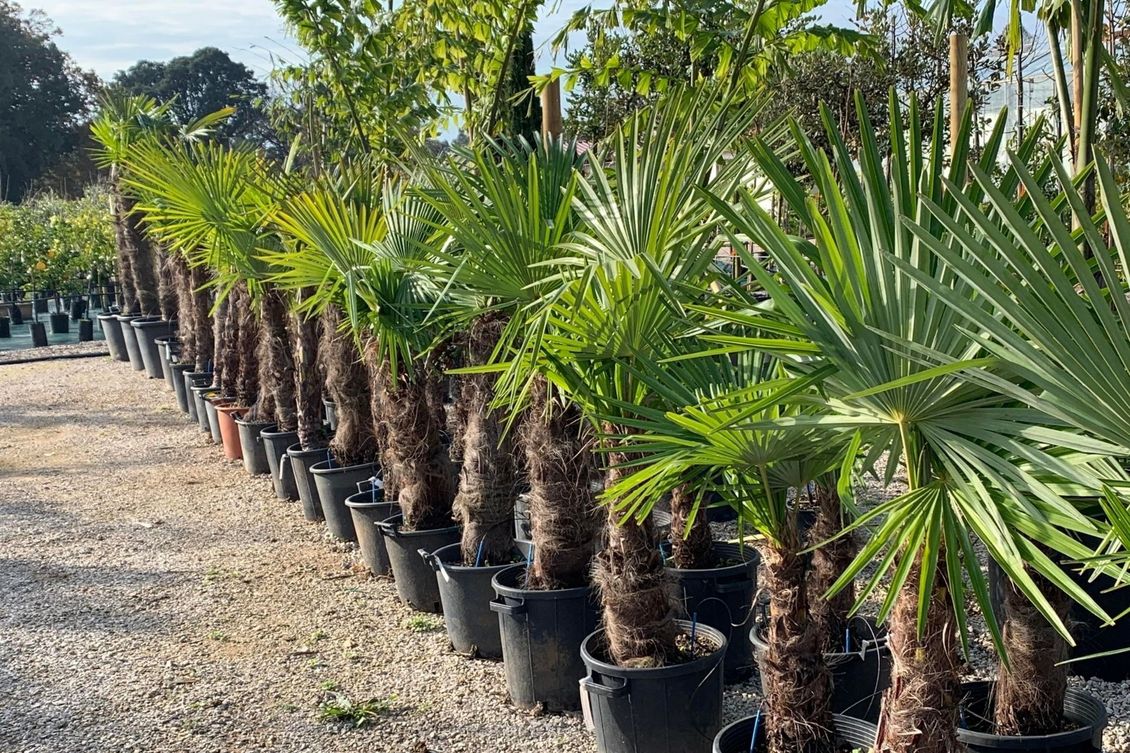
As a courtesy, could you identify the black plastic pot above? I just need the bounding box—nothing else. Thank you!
[713,713,877,753]
[235,418,273,476]
[345,491,398,574]
[78,319,93,341]
[98,312,127,361]
[423,542,518,659]
[9,303,23,325]
[751,616,890,723]
[155,337,177,389]
[667,542,760,682]
[491,564,600,712]
[190,384,217,434]
[170,363,194,414]
[49,311,69,334]
[581,620,727,753]
[310,460,378,541]
[377,514,460,612]
[323,398,338,431]
[117,314,145,370]
[204,394,230,444]
[70,298,86,321]
[287,443,328,522]
[132,318,175,379]
[29,321,48,347]
[261,427,300,501]
[0,317,9,338]
[183,371,211,422]
[957,681,1106,753]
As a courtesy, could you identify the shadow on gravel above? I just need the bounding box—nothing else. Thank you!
[0,408,179,432]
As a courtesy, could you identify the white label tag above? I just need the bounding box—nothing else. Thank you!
[579,680,594,731]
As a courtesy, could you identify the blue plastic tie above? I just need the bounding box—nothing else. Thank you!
[525,543,534,568]
[690,611,698,651]
[845,626,851,654]
[474,538,486,567]
[749,708,762,753]
[325,448,333,469]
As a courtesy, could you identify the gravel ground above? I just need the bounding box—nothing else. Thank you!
[1,356,1127,752]
[0,340,109,364]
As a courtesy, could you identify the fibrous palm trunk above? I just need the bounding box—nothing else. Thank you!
[762,526,836,753]
[234,284,260,408]
[668,484,715,569]
[157,251,178,322]
[992,563,1071,735]
[110,186,138,312]
[806,477,856,652]
[218,289,239,399]
[261,287,297,431]
[321,305,376,466]
[521,377,601,590]
[293,289,325,451]
[116,188,161,316]
[876,556,961,753]
[366,337,396,497]
[453,313,518,565]
[189,265,213,374]
[172,255,196,368]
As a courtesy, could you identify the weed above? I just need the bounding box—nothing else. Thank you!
[317,692,396,728]
[207,630,229,642]
[403,615,443,633]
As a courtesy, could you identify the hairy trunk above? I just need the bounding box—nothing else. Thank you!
[597,442,678,668]
[248,304,277,423]
[522,377,600,590]
[219,290,239,398]
[172,255,196,367]
[453,313,518,565]
[188,264,213,374]
[212,297,229,395]
[992,561,1071,735]
[235,284,260,408]
[668,484,715,569]
[807,477,856,652]
[876,555,961,753]
[762,532,836,753]
[110,184,138,312]
[321,305,376,466]
[157,251,178,321]
[365,337,397,497]
[293,289,325,450]
[378,360,453,531]
[261,287,297,431]
[118,190,161,317]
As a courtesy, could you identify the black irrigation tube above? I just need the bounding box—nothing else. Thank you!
[0,351,109,367]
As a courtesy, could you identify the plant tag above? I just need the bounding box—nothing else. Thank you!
[579,680,594,731]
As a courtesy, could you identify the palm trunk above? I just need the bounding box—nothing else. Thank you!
[807,477,856,652]
[522,376,601,590]
[597,441,678,667]
[173,255,196,367]
[992,562,1071,735]
[453,312,518,565]
[110,184,138,312]
[117,190,161,317]
[876,555,961,753]
[189,264,213,374]
[248,309,277,423]
[293,288,325,451]
[261,287,297,431]
[365,336,397,497]
[218,290,239,399]
[212,296,230,395]
[235,284,260,408]
[321,305,377,466]
[668,484,715,569]
[157,251,178,322]
[762,530,836,753]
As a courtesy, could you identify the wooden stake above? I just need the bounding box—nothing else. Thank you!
[949,32,969,160]
[540,79,563,140]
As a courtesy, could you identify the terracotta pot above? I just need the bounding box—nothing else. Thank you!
[216,405,246,460]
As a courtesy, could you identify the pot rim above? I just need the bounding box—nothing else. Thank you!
[309,459,377,477]
[491,563,591,600]
[750,615,889,659]
[581,619,728,679]
[344,494,398,511]
[285,442,332,459]
[664,541,761,577]
[376,512,459,538]
[234,416,274,428]
[260,426,300,439]
[428,542,525,572]
[955,680,1107,745]
[131,317,170,329]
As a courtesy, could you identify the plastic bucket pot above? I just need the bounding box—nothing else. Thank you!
[205,395,232,444]
[490,564,599,712]
[155,336,178,388]
[323,398,338,432]
[117,314,146,370]
[182,371,211,422]
[309,460,378,542]
[345,492,399,575]
[423,542,518,659]
[132,318,175,379]
[287,444,328,522]
[580,620,728,753]
[377,513,460,612]
[170,363,194,414]
[99,313,128,361]
[956,681,1106,753]
[261,427,300,500]
[713,714,877,753]
[215,405,245,460]
[190,384,217,434]
[235,418,273,476]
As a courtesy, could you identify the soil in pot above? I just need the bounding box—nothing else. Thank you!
[751,616,890,723]
[132,318,175,379]
[581,619,727,753]
[424,542,523,659]
[310,460,378,542]
[956,681,1106,753]
[98,313,128,361]
[215,405,245,461]
[491,564,600,712]
[261,427,300,501]
[117,315,145,370]
[378,513,460,613]
[235,417,273,476]
[713,713,877,753]
[667,541,760,683]
[287,443,328,522]
[345,490,399,575]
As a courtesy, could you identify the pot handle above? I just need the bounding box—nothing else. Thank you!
[418,548,438,570]
[489,597,527,619]
[277,453,290,482]
[714,579,753,594]
[376,519,400,537]
[580,673,628,698]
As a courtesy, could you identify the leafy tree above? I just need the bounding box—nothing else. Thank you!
[0,2,99,202]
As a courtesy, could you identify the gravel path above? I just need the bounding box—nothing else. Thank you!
[0,341,109,364]
[1,356,1127,752]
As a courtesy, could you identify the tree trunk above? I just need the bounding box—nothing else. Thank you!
[110,186,138,312]
[260,287,297,431]
[668,484,715,570]
[806,477,856,653]
[189,264,213,374]
[365,336,397,498]
[321,305,376,466]
[117,190,161,317]
[876,555,961,753]
[293,288,326,451]
[522,376,601,590]
[762,532,836,753]
[212,296,230,395]
[377,360,454,531]
[453,313,518,565]
[157,251,178,322]
[235,284,260,408]
[992,562,1071,735]
[218,290,239,398]
[172,255,196,367]
[597,442,678,668]
[248,303,277,424]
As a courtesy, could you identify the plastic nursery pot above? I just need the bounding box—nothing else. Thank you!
[204,395,233,444]
[131,318,175,379]
[956,681,1107,753]
[190,384,218,434]
[514,493,533,541]
[580,619,728,753]
[49,311,69,334]
[345,491,399,575]
[309,460,377,541]
[0,317,9,338]
[491,564,600,712]
[182,371,211,422]
[667,542,760,683]
[78,319,94,341]
[98,313,128,361]
[713,714,878,753]
[751,616,891,723]
[423,543,521,659]
[169,363,194,414]
[235,417,273,476]
[155,336,177,389]
[286,443,328,522]
[323,398,338,432]
[116,314,146,370]
[29,321,48,347]
[377,513,460,613]
[215,405,245,461]
[260,427,300,501]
